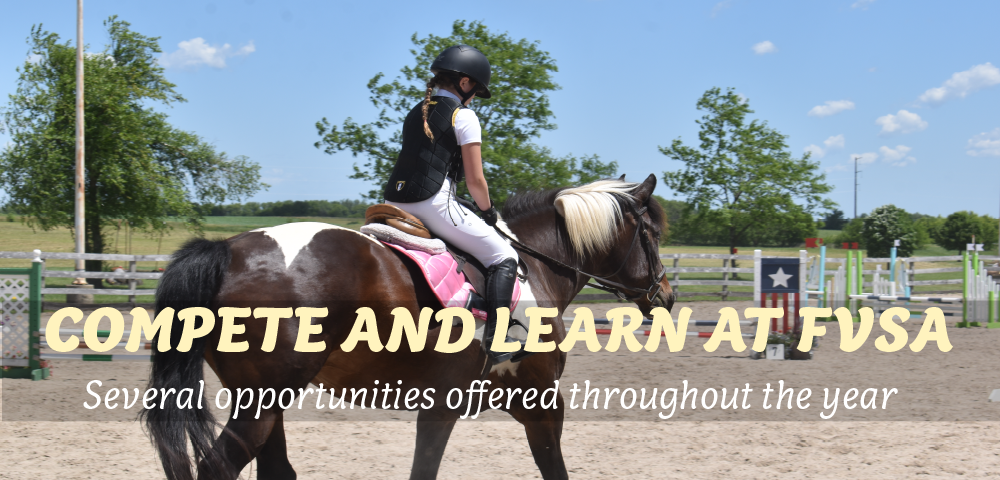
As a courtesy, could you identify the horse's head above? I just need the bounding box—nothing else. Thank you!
[554,173,675,318]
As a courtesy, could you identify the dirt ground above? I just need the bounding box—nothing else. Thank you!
[2,301,1000,479]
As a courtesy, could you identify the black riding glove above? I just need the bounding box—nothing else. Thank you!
[480,204,499,227]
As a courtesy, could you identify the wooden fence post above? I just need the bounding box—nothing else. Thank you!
[672,256,679,296]
[128,258,138,307]
[722,258,729,300]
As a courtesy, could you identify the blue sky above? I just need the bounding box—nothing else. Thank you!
[2,0,998,218]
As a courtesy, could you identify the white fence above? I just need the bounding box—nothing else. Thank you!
[0,251,168,307]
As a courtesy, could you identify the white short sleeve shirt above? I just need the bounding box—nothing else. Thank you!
[435,89,482,146]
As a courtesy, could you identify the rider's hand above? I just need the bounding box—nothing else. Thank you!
[480,204,499,227]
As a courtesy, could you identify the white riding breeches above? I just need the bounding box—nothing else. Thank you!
[386,178,518,268]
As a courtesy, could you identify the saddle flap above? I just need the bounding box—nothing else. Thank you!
[446,244,487,296]
[365,204,432,239]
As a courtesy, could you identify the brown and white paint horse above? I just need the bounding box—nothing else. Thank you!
[142,174,673,480]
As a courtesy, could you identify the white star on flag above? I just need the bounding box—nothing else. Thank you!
[769,267,792,288]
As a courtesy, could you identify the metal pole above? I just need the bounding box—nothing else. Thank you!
[73,0,86,284]
[853,155,859,219]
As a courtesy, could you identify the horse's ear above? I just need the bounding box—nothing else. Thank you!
[618,174,626,181]
[632,174,657,203]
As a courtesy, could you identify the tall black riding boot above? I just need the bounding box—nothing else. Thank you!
[483,257,529,364]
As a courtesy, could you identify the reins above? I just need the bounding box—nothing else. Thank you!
[494,201,666,302]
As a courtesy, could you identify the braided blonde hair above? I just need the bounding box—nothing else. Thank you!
[421,72,467,141]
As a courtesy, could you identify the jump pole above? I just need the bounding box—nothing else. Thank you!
[845,250,854,314]
[798,249,806,334]
[958,250,970,327]
[990,290,998,328]
[818,245,827,308]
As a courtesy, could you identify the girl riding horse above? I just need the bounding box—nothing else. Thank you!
[383,44,525,364]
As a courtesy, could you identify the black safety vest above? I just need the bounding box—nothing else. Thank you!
[383,96,467,203]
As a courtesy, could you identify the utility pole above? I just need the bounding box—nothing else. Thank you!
[853,155,860,219]
[73,0,86,284]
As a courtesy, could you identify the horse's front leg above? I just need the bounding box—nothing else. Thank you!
[508,390,568,480]
[409,408,461,480]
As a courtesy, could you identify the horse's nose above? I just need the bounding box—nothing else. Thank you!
[654,288,675,313]
[664,290,676,313]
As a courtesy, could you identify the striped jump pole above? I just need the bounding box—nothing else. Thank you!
[574,318,757,327]
[572,329,755,338]
[849,294,961,303]
[40,353,152,362]
[40,328,154,351]
[40,341,154,350]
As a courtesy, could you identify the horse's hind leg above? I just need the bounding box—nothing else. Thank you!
[196,409,285,480]
[409,408,461,480]
[256,411,297,479]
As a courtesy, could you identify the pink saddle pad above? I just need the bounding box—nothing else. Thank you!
[383,242,520,316]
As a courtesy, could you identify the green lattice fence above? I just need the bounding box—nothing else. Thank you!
[0,256,48,380]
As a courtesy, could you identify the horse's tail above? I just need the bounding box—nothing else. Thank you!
[140,238,233,480]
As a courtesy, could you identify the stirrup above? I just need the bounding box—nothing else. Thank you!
[486,337,535,364]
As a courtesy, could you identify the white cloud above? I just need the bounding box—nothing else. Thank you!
[879,145,916,167]
[852,0,875,9]
[159,38,255,69]
[966,128,1000,157]
[804,144,825,158]
[711,0,732,17]
[825,164,849,173]
[803,134,846,159]
[875,110,927,135]
[808,100,855,117]
[851,152,879,164]
[824,134,845,150]
[752,41,776,55]
[26,53,42,64]
[919,63,1000,105]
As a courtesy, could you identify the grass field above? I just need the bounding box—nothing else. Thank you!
[0,216,977,304]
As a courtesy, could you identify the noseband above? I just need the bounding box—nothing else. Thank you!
[494,201,666,303]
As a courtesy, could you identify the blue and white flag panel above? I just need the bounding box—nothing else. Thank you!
[760,258,799,294]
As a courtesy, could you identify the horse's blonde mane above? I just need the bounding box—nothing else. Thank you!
[554,179,638,256]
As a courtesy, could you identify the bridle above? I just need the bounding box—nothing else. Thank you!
[493,200,667,303]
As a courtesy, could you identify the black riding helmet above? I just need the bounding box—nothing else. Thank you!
[430,45,492,100]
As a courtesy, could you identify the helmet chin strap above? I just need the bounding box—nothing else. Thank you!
[452,79,476,103]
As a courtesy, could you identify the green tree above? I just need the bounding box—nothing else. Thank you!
[933,211,997,254]
[832,217,865,249]
[660,87,834,254]
[861,205,917,257]
[822,209,848,230]
[314,20,617,204]
[977,215,999,252]
[911,215,939,249]
[0,18,265,277]
[651,194,685,245]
